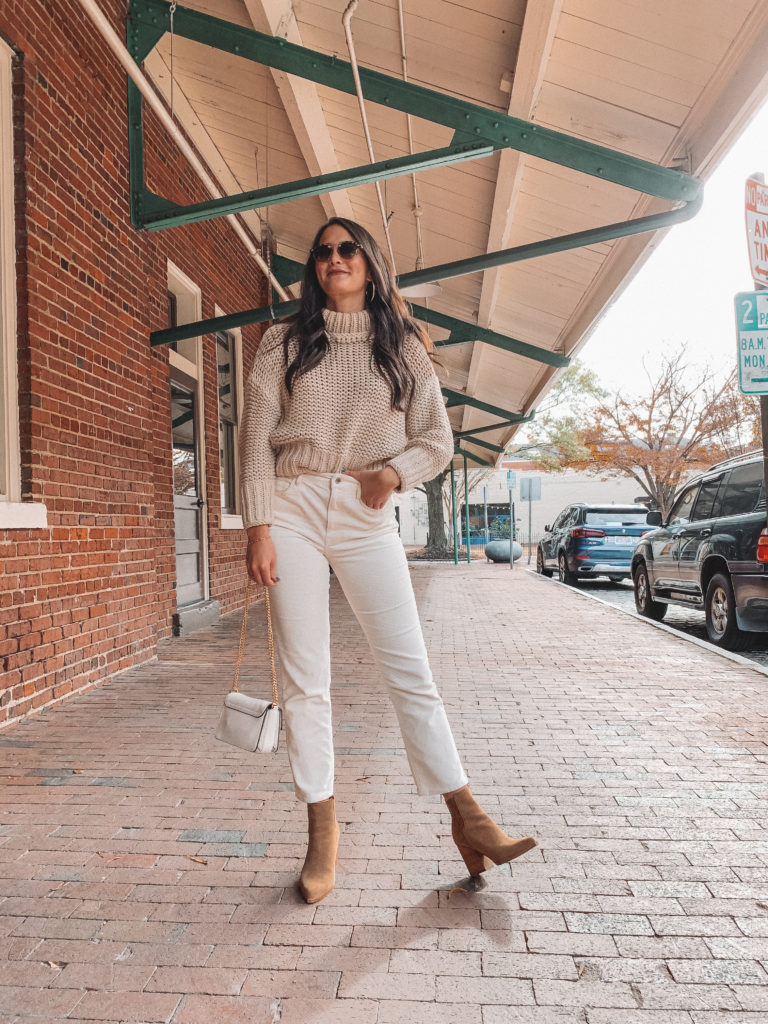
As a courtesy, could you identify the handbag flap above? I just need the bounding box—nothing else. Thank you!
[223,691,273,718]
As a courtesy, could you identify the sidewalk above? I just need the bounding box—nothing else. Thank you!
[2,563,768,1023]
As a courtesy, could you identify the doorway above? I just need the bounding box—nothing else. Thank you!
[170,377,206,607]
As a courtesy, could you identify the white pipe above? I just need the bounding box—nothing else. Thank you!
[342,0,397,272]
[396,0,422,266]
[74,0,291,302]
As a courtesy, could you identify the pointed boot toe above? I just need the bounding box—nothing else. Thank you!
[299,796,340,904]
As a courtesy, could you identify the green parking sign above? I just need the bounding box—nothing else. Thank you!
[735,291,768,395]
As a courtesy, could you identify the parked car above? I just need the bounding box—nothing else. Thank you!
[631,451,768,650]
[537,503,656,584]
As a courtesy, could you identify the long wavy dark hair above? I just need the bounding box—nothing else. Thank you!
[280,217,433,412]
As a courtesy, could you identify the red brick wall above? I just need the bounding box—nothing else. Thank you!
[0,0,266,725]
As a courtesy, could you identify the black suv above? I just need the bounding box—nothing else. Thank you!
[631,452,768,650]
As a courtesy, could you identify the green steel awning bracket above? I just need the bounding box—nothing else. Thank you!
[398,195,703,291]
[457,436,506,454]
[150,197,701,354]
[407,304,568,368]
[454,446,493,467]
[127,0,701,232]
[139,143,495,231]
[442,387,526,422]
[453,417,532,440]
[197,251,569,369]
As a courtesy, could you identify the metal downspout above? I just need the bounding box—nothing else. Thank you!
[74,0,290,302]
[342,1,397,270]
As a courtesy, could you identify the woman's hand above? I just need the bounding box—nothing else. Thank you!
[344,466,400,509]
[246,527,279,586]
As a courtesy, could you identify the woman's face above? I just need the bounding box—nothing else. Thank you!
[313,223,371,312]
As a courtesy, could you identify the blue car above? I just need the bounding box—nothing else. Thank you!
[537,503,657,585]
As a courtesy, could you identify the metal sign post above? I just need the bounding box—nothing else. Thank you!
[520,476,542,564]
[508,489,514,571]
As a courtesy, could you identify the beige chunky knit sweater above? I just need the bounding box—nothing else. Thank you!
[239,308,453,528]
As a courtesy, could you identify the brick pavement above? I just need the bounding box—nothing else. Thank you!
[2,562,768,1022]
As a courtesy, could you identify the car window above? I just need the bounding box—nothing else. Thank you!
[718,462,765,517]
[690,475,724,521]
[668,485,698,527]
[552,508,571,530]
[585,511,649,525]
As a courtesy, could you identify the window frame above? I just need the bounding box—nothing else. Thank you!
[0,40,46,528]
[690,474,725,522]
[213,308,243,529]
[667,484,699,527]
[216,329,239,517]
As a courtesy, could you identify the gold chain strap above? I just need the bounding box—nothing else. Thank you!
[232,583,279,706]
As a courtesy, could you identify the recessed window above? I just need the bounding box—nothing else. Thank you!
[217,331,238,514]
[0,39,19,504]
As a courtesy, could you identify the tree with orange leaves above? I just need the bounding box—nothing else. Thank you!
[538,351,760,517]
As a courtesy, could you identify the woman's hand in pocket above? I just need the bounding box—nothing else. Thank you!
[343,466,400,509]
[246,529,279,586]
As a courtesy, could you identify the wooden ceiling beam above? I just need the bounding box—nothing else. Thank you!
[242,0,354,222]
[465,0,563,439]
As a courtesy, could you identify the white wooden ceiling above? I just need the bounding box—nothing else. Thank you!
[144,0,768,467]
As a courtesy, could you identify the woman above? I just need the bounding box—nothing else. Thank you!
[240,217,536,903]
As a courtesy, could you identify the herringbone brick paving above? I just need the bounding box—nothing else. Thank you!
[2,563,768,1022]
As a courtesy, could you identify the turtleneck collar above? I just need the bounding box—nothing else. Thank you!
[322,307,372,341]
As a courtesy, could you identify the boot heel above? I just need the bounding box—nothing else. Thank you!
[455,840,491,876]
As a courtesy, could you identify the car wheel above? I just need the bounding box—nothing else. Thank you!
[558,551,577,586]
[536,546,553,578]
[705,572,751,651]
[608,576,624,584]
[633,563,667,621]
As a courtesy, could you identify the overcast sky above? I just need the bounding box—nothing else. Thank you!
[578,97,768,393]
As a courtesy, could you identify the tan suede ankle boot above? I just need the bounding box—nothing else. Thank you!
[299,796,340,904]
[445,786,536,876]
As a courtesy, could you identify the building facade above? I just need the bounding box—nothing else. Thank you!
[0,0,269,726]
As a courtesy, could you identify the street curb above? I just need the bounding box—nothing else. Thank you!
[525,568,768,681]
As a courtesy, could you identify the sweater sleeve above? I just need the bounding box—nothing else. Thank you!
[386,338,454,492]
[238,327,286,528]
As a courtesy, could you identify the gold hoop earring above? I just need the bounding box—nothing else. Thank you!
[367,280,376,304]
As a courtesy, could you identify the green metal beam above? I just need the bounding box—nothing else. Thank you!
[150,199,699,352]
[408,304,568,368]
[255,257,567,367]
[459,436,506,454]
[453,417,532,439]
[454,446,494,467]
[399,196,702,291]
[151,299,299,347]
[443,387,526,422]
[127,0,701,205]
[140,142,495,231]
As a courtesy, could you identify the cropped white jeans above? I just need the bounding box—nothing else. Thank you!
[268,472,467,804]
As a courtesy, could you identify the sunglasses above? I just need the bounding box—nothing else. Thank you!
[311,240,363,262]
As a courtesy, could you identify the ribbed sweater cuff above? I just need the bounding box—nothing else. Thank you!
[240,479,274,529]
[387,450,440,493]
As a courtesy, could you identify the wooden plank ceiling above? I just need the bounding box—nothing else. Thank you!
[143,0,768,467]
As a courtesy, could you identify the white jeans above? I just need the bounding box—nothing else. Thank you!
[269,472,468,804]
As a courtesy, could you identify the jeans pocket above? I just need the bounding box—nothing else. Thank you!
[352,480,386,514]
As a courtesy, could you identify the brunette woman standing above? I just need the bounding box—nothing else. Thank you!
[240,217,536,903]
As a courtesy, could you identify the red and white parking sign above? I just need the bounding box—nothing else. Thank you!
[745,175,768,285]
